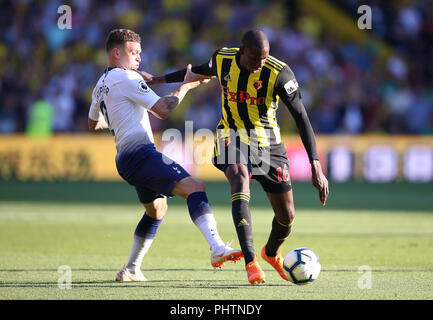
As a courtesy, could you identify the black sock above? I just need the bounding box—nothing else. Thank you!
[231,192,255,265]
[265,217,292,257]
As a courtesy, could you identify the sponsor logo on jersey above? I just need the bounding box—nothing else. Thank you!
[284,79,298,95]
[221,85,266,106]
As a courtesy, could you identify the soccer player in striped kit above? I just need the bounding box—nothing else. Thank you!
[147,30,329,284]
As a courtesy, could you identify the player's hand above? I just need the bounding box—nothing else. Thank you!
[183,64,215,89]
[88,118,108,131]
[311,160,329,206]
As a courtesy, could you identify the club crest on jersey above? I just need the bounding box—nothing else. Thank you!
[284,79,298,95]
[138,80,150,93]
[172,166,181,174]
[224,74,231,82]
[223,137,231,146]
[253,80,263,90]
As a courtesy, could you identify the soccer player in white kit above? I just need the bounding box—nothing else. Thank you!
[88,29,243,282]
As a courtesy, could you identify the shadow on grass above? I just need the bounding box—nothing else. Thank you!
[0,268,432,273]
[1,267,431,290]
[0,279,288,289]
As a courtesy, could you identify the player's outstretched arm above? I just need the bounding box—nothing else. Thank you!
[283,95,329,205]
[149,64,210,119]
[134,70,154,82]
[145,75,166,86]
[275,66,329,205]
[283,94,329,205]
[146,53,217,86]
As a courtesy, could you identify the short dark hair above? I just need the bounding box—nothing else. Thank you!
[105,29,141,52]
[241,29,269,50]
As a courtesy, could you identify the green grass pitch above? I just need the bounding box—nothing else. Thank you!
[0,181,432,300]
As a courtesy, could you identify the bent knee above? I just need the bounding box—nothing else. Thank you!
[287,209,295,225]
[144,198,167,220]
[225,165,250,189]
[276,207,295,226]
[183,178,206,194]
[173,177,206,199]
[192,179,206,193]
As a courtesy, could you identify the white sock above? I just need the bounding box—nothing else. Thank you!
[193,214,225,252]
[125,234,153,272]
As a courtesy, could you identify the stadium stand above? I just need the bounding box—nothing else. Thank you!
[0,0,431,135]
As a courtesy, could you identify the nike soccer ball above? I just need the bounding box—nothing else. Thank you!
[283,248,321,285]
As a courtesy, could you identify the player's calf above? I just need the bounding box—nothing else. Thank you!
[264,217,292,258]
[224,165,256,266]
[172,176,242,265]
[121,211,164,278]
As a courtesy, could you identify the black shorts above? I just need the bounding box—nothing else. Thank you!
[212,136,292,193]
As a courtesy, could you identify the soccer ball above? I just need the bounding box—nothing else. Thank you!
[283,247,321,285]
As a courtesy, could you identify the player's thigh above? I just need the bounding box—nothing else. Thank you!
[254,143,292,195]
[265,190,295,225]
[213,136,251,193]
[170,176,206,199]
[258,148,295,225]
[142,197,168,220]
[123,146,190,199]
[224,164,251,194]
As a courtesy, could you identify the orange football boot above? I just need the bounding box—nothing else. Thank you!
[261,246,289,281]
[245,255,266,284]
[211,241,244,268]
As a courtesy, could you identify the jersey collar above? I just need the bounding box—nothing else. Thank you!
[105,66,118,73]
[103,66,118,83]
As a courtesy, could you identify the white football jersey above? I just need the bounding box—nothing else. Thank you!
[89,68,160,152]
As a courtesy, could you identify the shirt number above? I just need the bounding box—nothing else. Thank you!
[99,101,115,136]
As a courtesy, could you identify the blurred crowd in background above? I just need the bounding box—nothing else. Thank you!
[0,0,432,136]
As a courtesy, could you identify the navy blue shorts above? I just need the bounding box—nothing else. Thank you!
[115,144,190,204]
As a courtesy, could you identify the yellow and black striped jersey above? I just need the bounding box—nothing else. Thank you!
[164,47,319,162]
[212,47,289,147]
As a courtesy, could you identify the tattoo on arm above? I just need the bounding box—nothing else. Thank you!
[163,96,180,110]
